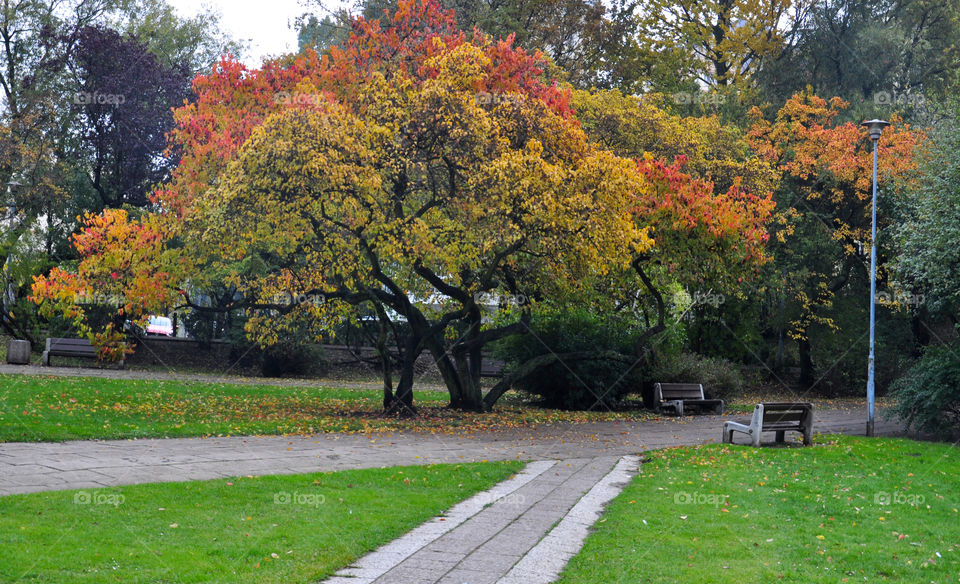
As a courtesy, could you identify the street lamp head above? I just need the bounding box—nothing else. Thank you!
[861,119,890,141]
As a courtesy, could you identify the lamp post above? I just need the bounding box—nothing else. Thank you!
[862,119,889,437]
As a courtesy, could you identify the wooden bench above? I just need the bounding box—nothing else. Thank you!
[654,383,724,415]
[479,357,505,378]
[42,338,124,368]
[722,402,813,446]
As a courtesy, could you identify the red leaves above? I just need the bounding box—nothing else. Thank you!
[630,155,775,279]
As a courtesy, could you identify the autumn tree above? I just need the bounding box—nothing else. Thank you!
[34,0,775,413]
[3,1,241,343]
[0,0,118,342]
[298,0,645,90]
[636,0,810,89]
[747,92,924,386]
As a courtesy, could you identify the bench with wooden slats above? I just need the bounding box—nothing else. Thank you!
[479,357,505,378]
[722,402,813,446]
[654,382,725,416]
[42,337,124,368]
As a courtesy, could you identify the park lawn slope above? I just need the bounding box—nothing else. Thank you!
[0,374,445,441]
[0,460,522,583]
[0,374,653,442]
[558,435,960,583]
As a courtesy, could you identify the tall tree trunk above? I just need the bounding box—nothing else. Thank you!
[374,306,395,409]
[388,333,420,415]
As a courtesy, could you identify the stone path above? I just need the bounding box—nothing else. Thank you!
[0,406,907,584]
[324,457,636,584]
[0,408,904,496]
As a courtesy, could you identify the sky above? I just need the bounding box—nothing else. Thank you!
[166,0,348,67]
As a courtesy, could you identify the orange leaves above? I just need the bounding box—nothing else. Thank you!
[748,92,924,207]
[630,155,775,282]
[31,209,181,361]
[747,90,925,253]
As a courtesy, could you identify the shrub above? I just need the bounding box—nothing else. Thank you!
[493,308,643,410]
[889,344,960,438]
[258,341,328,378]
[648,352,745,399]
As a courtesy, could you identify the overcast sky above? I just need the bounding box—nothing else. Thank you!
[167,0,348,67]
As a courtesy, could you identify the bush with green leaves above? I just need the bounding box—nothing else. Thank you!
[493,308,645,410]
[889,344,960,438]
[648,351,745,399]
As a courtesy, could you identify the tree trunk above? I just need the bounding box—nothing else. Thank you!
[451,350,483,412]
[387,334,420,415]
[374,308,395,409]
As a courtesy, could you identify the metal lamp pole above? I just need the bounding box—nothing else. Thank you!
[862,119,889,437]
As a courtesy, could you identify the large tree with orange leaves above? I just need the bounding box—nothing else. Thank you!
[33,0,775,412]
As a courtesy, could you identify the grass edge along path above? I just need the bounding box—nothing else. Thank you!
[557,435,960,583]
[0,460,523,583]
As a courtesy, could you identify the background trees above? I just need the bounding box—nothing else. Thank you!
[1,0,238,344]
[17,0,960,425]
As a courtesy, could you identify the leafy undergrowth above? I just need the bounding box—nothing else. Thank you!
[0,461,522,583]
[558,435,960,583]
[0,375,655,442]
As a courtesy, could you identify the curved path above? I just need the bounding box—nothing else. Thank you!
[0,407,907,584]
[0,408,904,496]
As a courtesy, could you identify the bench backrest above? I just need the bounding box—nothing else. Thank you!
[479,358,505,378]
[656,383,705,401]
[753,402,813,428]
[46,337,97,355]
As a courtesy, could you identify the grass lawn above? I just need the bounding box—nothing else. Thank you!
[559,435,960,583]
[0,461,522,583]
[0,374,655,442]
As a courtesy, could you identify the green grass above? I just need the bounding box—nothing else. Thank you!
[0,461,522,583]
[0,374,657,442]
[0,375,447,442]
[558,435,960,583]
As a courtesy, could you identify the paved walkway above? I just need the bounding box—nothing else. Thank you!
[0,408,906,584]
[325,457,637,584]
[0,408,904,496]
